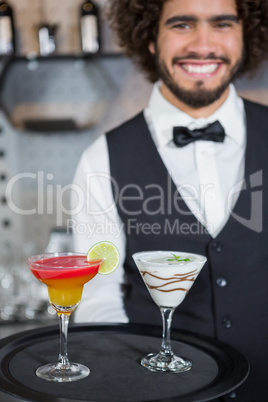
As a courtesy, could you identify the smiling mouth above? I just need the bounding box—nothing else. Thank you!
[180,63,220,74]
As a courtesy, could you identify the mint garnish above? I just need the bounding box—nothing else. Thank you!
[167,253,190,262]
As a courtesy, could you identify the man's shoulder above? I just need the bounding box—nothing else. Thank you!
[243,98,268,147]
[243,97,268,116]
[106,111,146,137]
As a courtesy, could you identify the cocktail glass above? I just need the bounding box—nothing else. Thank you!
[27,252,103,382]
[132,250,207,373]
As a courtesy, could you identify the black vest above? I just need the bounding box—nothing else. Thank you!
[106,99,268,401]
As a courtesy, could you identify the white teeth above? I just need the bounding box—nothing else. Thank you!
[182,63,218,74]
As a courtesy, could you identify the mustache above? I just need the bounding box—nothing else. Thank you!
[173,53,231,64]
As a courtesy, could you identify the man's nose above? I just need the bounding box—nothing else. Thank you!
[186,26,219,58]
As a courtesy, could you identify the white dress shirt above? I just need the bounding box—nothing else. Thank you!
[71,82,246,323]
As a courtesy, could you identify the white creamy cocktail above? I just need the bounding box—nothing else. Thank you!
[132,250,207,373]
[134,251,205,308]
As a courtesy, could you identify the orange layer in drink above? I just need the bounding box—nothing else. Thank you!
[30,255,102,308]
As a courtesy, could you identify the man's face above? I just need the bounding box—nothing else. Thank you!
[150,0,244,109]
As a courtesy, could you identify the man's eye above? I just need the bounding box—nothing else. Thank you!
[215,22,232,28]
[173,23,190,29]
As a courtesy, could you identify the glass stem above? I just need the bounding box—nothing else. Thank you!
[160,307,175,358]
[58,313,71,366]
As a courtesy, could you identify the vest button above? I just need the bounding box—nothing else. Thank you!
[228,391,237,398]
[212,241,222,252]
[222,316,232,328]
[216,278,227,287]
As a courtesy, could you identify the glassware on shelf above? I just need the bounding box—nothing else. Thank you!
[0,242,53,323]
[38,24,57,57]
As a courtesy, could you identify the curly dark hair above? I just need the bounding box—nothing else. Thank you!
[106,0,268,82]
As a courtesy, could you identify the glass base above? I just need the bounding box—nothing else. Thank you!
[36,362,90,382]
[141,353,192,373]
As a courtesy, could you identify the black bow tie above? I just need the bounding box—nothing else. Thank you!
[173,120,225,147]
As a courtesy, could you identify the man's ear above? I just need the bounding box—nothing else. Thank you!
[148,42,156,55]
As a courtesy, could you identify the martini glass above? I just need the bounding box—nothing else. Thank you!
[27,252,103,382]
[132,250,206,373]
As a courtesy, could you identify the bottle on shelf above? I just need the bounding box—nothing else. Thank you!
[38,24,57,57]
[80,1,100,55]
[0,1,15,56]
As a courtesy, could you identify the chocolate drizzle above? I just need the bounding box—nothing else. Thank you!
[140,269,199,293]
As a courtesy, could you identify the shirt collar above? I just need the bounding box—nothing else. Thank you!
[144,81,245,148]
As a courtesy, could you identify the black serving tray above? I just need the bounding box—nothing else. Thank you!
[0,323,249,402]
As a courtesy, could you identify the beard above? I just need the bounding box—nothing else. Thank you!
[155,49,245,108]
